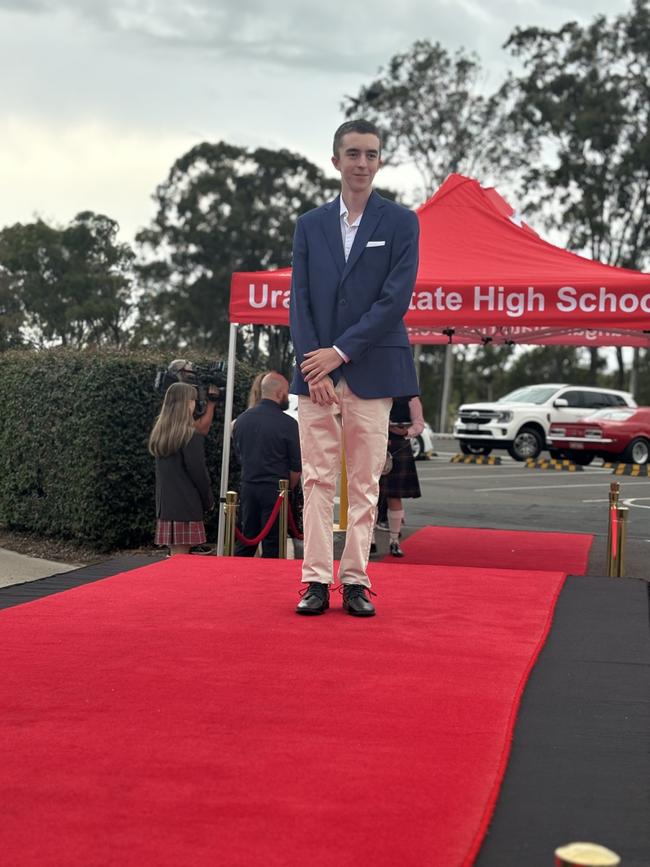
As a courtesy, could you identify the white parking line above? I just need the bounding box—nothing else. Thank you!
[623,497,650,509]
[474,481,650,492]
[417,472,529,483]
[418,470,610,484]
[583,496,650,510]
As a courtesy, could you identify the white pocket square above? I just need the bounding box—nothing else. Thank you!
[366,240,386,247]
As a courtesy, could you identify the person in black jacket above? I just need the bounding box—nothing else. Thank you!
[148,382,214,556]
[233,373,301,558]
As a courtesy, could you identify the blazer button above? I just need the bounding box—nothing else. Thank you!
[339,298,347,305]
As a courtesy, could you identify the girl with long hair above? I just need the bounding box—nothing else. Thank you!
[149,382,214,556]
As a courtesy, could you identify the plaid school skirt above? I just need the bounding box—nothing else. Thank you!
[379,435,422,499]
[154,520,207,546]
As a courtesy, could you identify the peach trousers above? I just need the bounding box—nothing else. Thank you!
[298,377,391,587]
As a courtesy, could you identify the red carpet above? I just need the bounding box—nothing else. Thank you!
[384,526,593,574]
[1,558,565,867]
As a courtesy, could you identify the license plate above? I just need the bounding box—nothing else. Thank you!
[464,424,480,432]
[568,441,584,449]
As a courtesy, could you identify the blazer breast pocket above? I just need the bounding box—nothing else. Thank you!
[366,241,386,248]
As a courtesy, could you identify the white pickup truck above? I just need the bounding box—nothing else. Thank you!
[453,383,636,461]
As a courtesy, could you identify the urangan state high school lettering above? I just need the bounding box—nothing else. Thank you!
[243,281,650,317]
[248,283,291,309]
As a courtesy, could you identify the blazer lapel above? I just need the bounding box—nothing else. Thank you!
[321,197,346,276]
[340,191,385,284]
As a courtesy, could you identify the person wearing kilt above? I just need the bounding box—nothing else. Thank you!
[379,396,424,557]
[149,382,214,556]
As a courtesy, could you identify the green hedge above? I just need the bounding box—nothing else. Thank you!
[0,348,254,550]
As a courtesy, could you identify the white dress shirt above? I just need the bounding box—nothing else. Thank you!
[333,196,365,363]
[340,195,363,261]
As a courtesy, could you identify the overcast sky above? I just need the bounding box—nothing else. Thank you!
[0,0,634,244]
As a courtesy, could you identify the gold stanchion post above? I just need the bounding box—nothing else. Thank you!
[278,479,289,559]
[223,491,238,556]
[606,482,620,576]
[615,506,628,578]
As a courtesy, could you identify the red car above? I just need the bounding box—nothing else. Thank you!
[548,407,650,465]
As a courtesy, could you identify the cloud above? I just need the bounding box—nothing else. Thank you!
[0,117,196,239]
[2,0,634,75]
[0,0,49,10]
[0,0,577,73]
[0,0,635,242]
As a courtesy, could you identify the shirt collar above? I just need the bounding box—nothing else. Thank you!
[339,195,362,227]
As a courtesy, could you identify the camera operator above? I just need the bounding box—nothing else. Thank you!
[167,359,220,435]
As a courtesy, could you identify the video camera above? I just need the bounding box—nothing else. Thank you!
[154,359,228,418]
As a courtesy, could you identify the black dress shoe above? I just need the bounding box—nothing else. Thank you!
[389,541,404,558]
[342,584,376,617]
[296,582,330,615]
[370,541,377,554]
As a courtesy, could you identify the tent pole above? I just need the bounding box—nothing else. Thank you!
[413,343,422,382]
[439,343,454,433]
[217,322,239,556]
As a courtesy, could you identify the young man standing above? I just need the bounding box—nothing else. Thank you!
[289,119,420,617]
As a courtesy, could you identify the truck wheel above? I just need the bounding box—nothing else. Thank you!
[507,427,543,461]
[411,436,424,460]
[460,443,492,456]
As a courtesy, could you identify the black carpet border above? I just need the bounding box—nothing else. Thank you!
[0,556,164,610]
[476,576,650,867]
[1,562,648,866]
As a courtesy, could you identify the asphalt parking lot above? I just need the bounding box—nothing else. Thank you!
[377,438,650,580]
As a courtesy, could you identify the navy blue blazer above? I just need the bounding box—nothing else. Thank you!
[289,191,420,400]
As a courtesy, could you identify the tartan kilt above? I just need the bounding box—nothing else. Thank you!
[155,520,207,546]
[379,435,421,499]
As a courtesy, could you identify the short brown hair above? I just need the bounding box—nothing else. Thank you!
[333,120,382,157]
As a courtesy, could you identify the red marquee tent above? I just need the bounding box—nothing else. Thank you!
[230,173,650,339]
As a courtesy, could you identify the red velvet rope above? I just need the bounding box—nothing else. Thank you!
[234,492,284,546]
[287,498,304,541]
[233,488,304,546]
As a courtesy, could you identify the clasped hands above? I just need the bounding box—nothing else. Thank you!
[300,347,343,405]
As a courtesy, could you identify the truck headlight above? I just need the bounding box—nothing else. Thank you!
[496,411,512,422]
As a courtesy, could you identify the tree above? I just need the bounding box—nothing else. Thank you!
[134,142,340,365]
[0,269,25,350]
[341,40,509,196]
[503,346,606,392]
[503,0,650,380]
[504,1,650,269]
[0,212,134,348]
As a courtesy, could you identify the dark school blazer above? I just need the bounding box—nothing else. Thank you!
[289,190,420,399]
[155,432,214,522]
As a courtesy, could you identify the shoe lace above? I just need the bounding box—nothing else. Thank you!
[337,584,377,599]
[298,582,329,599]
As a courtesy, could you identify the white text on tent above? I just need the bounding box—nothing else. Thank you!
[474,286,545,318]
